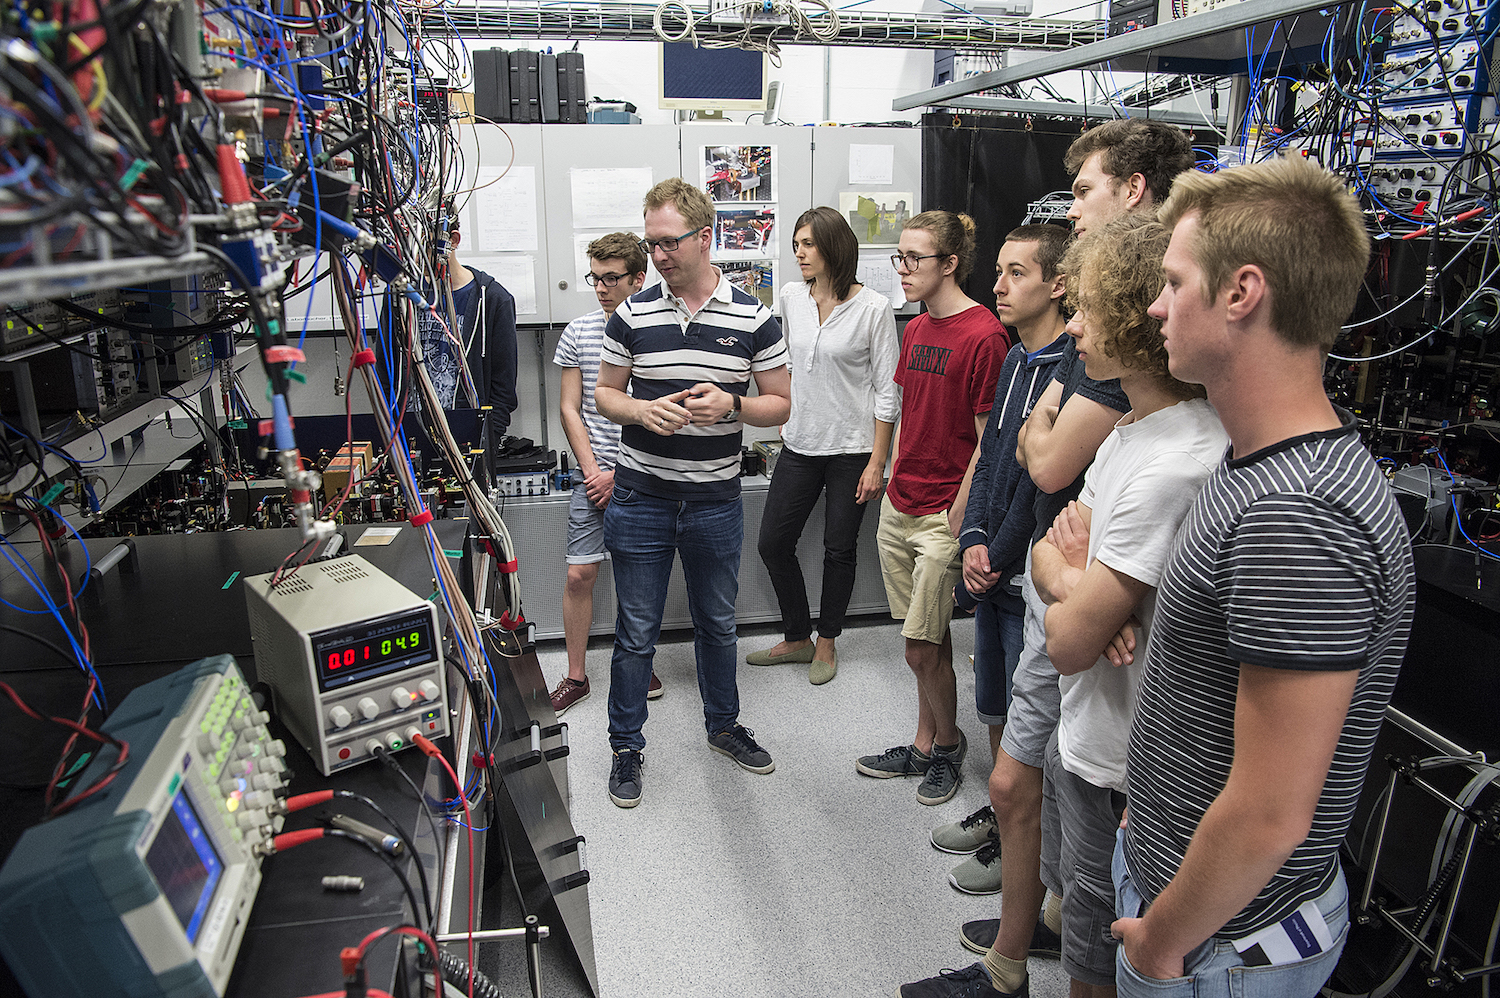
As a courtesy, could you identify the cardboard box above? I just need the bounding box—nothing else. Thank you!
[323,441,373,497]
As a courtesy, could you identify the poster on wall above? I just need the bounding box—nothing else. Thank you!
[467,254,538,315]
[839,191,913,245]
[570,167,654,228]
[714,206,776,258]
[472,167,539,252]
[701,145,775,202]
[721,260,775,310]
[857,248,905,309]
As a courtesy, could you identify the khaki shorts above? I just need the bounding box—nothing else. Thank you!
[876,497,962,644]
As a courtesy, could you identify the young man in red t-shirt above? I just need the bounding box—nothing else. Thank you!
[856,210,1008,807]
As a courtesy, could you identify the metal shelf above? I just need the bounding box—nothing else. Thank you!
[432,0,1105,51]
[0,252,214,303]
[0,386,222,534]
[894,0,1347,110]
[938,95,1225,127]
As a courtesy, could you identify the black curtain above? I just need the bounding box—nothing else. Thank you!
[921,113,1083,312]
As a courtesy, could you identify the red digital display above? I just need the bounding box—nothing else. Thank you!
[310,607,437,692]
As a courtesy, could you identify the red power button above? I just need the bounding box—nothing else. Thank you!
[338,747,351,760]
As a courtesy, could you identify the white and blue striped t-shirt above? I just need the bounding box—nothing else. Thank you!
[601,273,786,501]
[553,308,620,471]
[1124,409,1415,938]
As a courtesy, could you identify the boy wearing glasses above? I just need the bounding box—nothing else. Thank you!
[548,232,660,717]
[594,178,791,808]
[857,210,1007,808]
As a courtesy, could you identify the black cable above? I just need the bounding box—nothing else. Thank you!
[372,746,447,898]
[433,949,504,998]
[333,787,435,929]
[323,827,426,931]
[0,623,82,669]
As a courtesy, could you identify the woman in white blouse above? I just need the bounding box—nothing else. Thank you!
[747,206,899,684]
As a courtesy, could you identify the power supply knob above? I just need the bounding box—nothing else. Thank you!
[357,697,380,721]
[329,705,353,729]
[390,687,414,710]
[418,680,441,702]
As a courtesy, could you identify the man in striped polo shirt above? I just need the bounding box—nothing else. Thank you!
[594,178,791,809]
[1110,159,1414,997]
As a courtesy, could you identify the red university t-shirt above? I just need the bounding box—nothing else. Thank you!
[888,305,1007,515]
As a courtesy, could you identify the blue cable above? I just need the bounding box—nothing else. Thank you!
[1433,450,1500,562]
[0,535,104,709]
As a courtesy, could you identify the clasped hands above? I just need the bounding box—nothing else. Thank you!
[639,383,734,435]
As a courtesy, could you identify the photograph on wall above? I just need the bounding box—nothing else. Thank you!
[721,260,775,309]
[702,145,775,202]
[838,191,913,245]
[714,206,776,258]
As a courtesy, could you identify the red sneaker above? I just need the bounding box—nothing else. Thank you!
[550,676,590,716]
[647,673,664,700]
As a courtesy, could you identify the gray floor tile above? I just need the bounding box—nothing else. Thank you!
[533,616,1072,998]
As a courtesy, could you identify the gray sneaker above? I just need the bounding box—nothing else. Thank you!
[708,723,775,774]
[949,837,1002,894]
[931,804,996,854]
[856,743,931,778]
[916,731,967,806]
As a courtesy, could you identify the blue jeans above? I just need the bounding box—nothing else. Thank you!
[1112,828,1351,998]
[972,598,1024,725]
[604,486,743,752]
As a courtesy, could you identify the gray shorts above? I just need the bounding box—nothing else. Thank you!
[998,569,1061,769]
[1044,728,1128,988]
[567,485,607,565]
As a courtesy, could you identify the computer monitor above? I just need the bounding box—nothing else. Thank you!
[658,43,767,113]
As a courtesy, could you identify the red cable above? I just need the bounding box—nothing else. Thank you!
[353,925,443,998]
[413,734,474,998]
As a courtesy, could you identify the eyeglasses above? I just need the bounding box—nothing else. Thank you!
[639,228,704,255]
[584,272,630,288]
[890,253,946,272]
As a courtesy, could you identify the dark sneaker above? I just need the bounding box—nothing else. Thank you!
[899,962,1026,998]
[550,676,589,716]
[647,673,664,699]
[708,723,775,774]
[608,749,643,808]
[917,732,966,806]
[931,805,997,854]
[959,917,1064,958]
[948,837,1002,894]
[855,743,931,778]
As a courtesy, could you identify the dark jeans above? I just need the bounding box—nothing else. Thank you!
[756,447,871,642]
[604,487,743,752]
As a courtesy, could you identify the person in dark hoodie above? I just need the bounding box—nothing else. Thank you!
[927,224,1071,894]
[384,216,518,471]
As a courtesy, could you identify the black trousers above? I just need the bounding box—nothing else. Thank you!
[756,447,872,641]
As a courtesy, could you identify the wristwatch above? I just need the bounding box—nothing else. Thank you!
[730,393,742,420]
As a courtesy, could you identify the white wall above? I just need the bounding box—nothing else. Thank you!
[426,36,940,126]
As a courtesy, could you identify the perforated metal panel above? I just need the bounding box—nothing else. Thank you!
[498,479,889,640]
